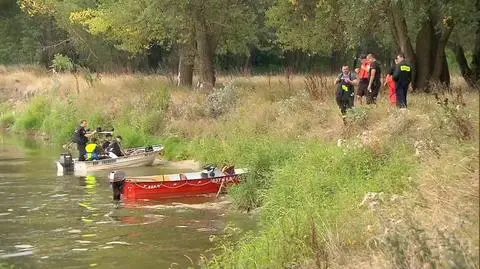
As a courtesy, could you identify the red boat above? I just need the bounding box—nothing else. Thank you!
[109,166,246,200]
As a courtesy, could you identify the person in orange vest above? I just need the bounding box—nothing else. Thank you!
[385,58,399,107]
[355,54,370,105]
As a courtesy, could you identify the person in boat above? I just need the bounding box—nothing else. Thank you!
[102,133,113,151]
[106,136,127,158]
[85,137,102,161]
[72,120,96,161]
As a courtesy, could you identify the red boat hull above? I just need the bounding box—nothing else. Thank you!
[122,175,241,200]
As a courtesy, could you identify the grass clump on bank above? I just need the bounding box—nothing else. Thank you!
[0,69,478,268]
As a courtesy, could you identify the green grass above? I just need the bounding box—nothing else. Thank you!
[201,141,417,268]
[1,72,478,269]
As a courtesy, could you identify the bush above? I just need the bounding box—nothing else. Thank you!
[206,82,238,118]
[14,96,50,130]
[0,111,15,127]
[51,53,74,72]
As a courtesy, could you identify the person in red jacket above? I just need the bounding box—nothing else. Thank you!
[385,58,399,107]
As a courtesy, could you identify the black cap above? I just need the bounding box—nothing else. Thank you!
[359,54,367,60]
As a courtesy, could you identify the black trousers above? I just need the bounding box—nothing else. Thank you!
[77,143,86,161]
[336,91,354,115]
[366,83,380,104]
[396,81,409,108]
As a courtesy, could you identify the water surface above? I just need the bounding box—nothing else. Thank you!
[0,135,254,268]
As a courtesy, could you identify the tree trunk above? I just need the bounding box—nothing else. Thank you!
[243,50,253,75]
[414,19,434,90]
[390,2,417,90]
[440,53,450,87]
[194,8,216,91]
[177,42,194,87]
[431,18,454,82]
[390,2,415,63]
[471,0,480,87]
[453,44,475,87]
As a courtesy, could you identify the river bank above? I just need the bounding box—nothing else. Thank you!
[1,68,478,268]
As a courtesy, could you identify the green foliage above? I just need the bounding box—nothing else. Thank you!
[202,142,417,268]
[206,82,239,118]
[161,136,193,160]
[432,102,475,141]
[0,0,41,64]
[0,111,16,126]
[7,86,170,147]
[51,53,73,72]
[119,85,170,136]
[14,95,51,130]
[345,106,368,125]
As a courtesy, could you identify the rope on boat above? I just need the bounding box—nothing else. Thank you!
[130,177,230,189]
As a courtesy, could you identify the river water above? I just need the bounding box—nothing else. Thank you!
[0,135,254,269]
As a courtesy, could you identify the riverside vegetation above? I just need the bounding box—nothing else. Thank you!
[0,66,478,269]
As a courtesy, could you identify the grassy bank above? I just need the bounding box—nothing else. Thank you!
[0,67,478,268]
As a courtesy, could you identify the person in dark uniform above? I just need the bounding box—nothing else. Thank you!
[72,120,96,161]
[106,136,126,158]
[335,65,358,121]
[366,53,382,105]
[102,133,113,151]
[393,53,412,109]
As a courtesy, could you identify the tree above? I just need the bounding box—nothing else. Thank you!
[375,0,478,90]
[18,0,147,72]
[67,0,257,89]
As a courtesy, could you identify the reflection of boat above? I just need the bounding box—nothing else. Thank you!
[110,166,247,200]
[57,145,164,176]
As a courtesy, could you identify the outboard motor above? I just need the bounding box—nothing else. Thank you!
[109,171,126,201]
[200,165,216,178]
[58,152,74,173]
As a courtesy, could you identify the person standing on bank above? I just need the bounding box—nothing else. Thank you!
[335,65,358,121]
[385,57,400,107]
[72,120,96,161]
[366,53,382,105]
[355,54,370,105]
[393,53,412,109]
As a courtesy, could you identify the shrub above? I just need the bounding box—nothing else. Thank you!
[14,96,50,130]
[0,111,15,127]
[206,82,238,118]
[51,53,74,72]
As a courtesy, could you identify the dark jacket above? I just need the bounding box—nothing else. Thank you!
[107,141,124,157]
[72,125,88,145]
[393,60,412,84]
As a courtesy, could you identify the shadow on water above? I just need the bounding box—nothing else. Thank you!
[0,134,257,269]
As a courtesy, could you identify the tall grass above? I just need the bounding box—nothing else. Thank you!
[0,68,478,268]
